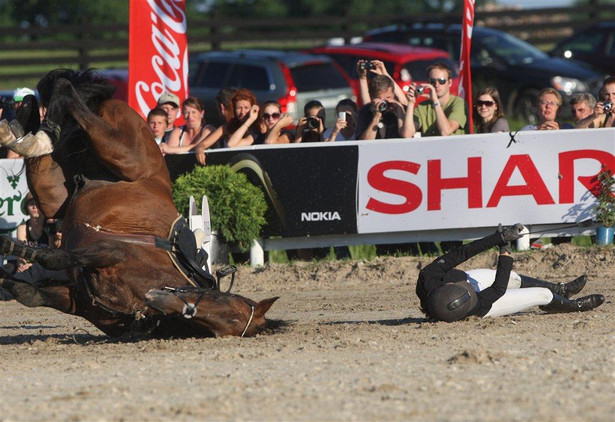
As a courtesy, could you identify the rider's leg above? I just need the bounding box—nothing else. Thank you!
[485,287,605,318]
[519,274,587,298]
[484,287,552,318]
[466,269,522,291]
[0,271,74,312]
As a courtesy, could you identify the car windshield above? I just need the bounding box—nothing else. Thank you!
[290,63,349,91]
[480,32,548,65]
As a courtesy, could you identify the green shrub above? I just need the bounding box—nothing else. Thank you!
[172,165,268,251]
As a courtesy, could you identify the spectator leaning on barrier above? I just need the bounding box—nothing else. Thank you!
[295,100,326,143]
[473,87,509,133]
[147,107,170,145]
[195,88,259,161]
[157,91,181,136]
[161,97,215,155]
[402,62,467,138]
[255,100,294,144]
[324,98,359,142]
[357,75,406,140]
[215,87,238,125]
[520,88,565,131]
[576,76,615,129]
[569,93,596,125]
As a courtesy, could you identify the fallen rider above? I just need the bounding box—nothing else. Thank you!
[416,223,605,322]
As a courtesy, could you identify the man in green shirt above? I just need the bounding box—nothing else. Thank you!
[402,63,468,137]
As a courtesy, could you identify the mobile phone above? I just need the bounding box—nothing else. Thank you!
[338,111,346,121]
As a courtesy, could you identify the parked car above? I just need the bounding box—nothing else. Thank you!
[188,49,355,127]
[306,42,460,104]
[549,21,615,74]
[363,23,605,124]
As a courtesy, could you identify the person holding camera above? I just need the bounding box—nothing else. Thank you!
[402,63,467,138]
[357,60,408,107]
[357,75,406,140]
[569,93,596,125]
[323,99,358,142]
[576,76,615,129]
[295,100,326,143]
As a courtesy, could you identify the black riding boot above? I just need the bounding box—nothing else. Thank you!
[539,293,605,314]
[520,274,587,298]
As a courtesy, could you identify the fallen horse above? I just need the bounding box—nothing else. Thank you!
[0,69,279,338]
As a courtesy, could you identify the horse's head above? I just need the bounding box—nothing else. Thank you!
[145,287,279,337]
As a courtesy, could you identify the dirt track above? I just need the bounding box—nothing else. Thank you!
[0,244,613,421]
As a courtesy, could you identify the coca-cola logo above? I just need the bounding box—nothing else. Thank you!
[131,0,189,118]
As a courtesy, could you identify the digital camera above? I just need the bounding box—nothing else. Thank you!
[304,116,320,130]
[359,61,375,71]
[416,86,425,94]
[603,101,613,112]
[377,101,389,113]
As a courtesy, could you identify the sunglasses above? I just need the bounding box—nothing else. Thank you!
[428,77,448,86]
[263,112,280,120]
[475,100,495,107]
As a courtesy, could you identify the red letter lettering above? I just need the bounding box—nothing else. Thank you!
[427,157,482,210]
[366,161,422,214]
[559,150,615,203]
[487,154,555,207]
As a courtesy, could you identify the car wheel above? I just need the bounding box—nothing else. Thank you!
[513,89,540,126]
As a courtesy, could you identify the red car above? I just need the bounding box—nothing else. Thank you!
[307,42,460,104]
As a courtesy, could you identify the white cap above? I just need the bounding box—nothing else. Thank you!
[13,87,35,102]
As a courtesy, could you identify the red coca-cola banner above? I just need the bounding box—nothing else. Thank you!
[458,0,475,133]
[128,0,189,121]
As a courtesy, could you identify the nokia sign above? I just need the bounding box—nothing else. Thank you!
[301,211,341,222]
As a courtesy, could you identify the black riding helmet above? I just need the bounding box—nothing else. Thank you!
[427,281,478,322]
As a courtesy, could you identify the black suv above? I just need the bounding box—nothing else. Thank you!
[364,23,604,124]
[549,21,615,75]
[189,50,355,127]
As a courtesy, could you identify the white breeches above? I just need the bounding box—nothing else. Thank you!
[465,269,553,318]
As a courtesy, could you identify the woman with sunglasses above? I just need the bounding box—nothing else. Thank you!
[473,87,509,133]
[255,101,294,144]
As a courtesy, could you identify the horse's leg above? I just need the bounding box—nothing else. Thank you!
[26,155,70,219]
[47,79,161,181]
[0,275,74,312]
[0,236,124,270]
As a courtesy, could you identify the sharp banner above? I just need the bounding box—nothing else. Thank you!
[169,129,614,240]
[357,129,615,234]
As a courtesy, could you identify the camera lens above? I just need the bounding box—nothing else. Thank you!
[305,116,319,130]
[377,101,389,113]
[603,101,613,112]
[416,86,425,94]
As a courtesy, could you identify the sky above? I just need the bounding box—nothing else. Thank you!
[495,0,575,7]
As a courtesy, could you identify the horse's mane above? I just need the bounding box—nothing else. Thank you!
[36,68,115,112]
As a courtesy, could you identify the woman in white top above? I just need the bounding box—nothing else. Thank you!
[160,97,215,155]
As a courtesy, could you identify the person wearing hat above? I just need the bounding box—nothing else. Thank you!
[13,87,35,109]
[417,224,605,322]
[157,91,181,139]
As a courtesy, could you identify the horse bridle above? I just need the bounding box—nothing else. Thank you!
[162,286,255,338]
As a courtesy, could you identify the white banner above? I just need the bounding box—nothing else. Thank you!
[0,159,29,235]
[357,129,615,234]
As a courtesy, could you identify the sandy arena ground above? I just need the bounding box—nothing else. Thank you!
[0,243,613,421]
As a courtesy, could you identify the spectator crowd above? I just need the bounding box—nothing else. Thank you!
[136,61,614,158]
